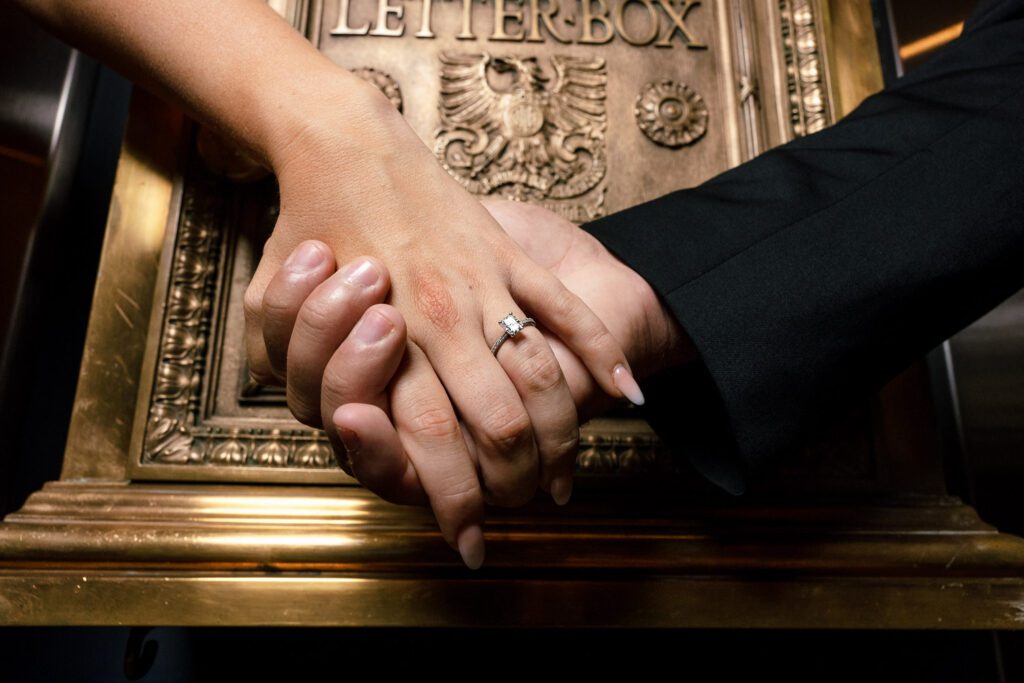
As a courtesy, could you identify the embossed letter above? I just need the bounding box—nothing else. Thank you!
[416,0,436,37]
[370,0,405,36]
[527,0,572,43]
[492,0,526,40]
[579,0,614,44]
[331,0,371,35]
[655,0,706,48]
[614,0,659,45]
[457,0,477,39]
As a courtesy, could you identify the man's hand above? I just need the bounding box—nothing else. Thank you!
[481,199,694,416]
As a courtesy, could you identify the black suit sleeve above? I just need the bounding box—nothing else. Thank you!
[583,0,1024,494]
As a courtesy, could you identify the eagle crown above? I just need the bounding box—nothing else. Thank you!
[489,56,549,94]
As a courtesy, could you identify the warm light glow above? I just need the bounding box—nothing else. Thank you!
[899,22,964,61]
[205,532,361,549]
[194,494,372,522]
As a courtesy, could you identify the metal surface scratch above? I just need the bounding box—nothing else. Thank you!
[112,354,134,385]
[113,302,134,329]
[115,287,141,310]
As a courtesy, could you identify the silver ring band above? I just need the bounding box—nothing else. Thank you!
[490,312,537,356]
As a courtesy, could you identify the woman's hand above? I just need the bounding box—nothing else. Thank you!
[242,90,641,566]
[257,201,693,567]
[13,0,639,567]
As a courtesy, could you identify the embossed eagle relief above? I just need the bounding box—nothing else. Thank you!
[435,52,608,222]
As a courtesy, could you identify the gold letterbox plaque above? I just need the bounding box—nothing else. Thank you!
[131,0,859,485]
[2,0,1023,627]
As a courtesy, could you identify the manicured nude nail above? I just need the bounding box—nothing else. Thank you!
[354,309,394,344]
[457,525,485,570]
[341,258,379,287]
[286,241,326,271]
[551,475,573,506]
[613,364,645,406]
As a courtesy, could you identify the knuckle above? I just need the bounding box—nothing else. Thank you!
[243,284,264,324]
[480,404,532,455]
[286,387,322,428]
[512,341,564,395]
[493,243,518,271]
[433,475,484,524]
[588,327,619,356]
[406,406,460,441]
[248,364,280,387]
[546,430,581,464]
[260,285,296,322]
[549,286,582,320]
[296,296,338,339]
[320,362,353,405]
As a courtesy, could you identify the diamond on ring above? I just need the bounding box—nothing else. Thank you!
[491,312,536,355]
[500,313,525,336]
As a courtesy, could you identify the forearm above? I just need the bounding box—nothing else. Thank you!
[13,0,395,170]
[584,0,1024,491]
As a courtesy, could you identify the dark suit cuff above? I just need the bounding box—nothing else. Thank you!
[584,211,749,495]
[581,0,1024,493]
[639,360,746,495]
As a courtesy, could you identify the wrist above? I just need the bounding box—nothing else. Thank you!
[644,289,696,376]
[256,67,414,178]
[607,247,696,379]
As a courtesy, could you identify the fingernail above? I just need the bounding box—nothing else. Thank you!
[457,525,485,570]
[340,258,379,288]
[286,241,326,271]
[551,475,573,506]
[613,364,645,406]
[354,309,394,344]
[337,426,360,456]
[335,426,359,474]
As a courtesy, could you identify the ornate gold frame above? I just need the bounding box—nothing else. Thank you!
[123,0,873,486]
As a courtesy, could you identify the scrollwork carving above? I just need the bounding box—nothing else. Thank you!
[144,406,201,465]
[140,165,344,472]
[141,171,222,465]
[253,431,291,467]
[294,437,334,468]
[210,430,248,465]
[779,0,830,137]
[575,432,677,476]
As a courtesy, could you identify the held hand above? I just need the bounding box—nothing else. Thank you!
[257,201,692,569]
[244,95,638,567]
[13,0,636,567]
[480,198,694,416]
[250,246,488,567]
[15,0,638,568]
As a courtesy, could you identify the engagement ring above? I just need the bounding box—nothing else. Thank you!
[490,312,536,356]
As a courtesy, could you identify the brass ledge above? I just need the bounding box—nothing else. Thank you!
[2,482,1023,627]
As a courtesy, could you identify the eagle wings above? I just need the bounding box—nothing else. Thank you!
[435,53,608,201]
